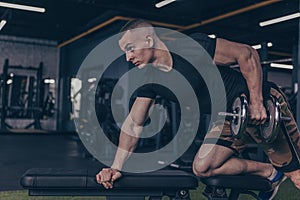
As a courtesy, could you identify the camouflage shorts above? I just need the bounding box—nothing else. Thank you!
[204,86,300,170]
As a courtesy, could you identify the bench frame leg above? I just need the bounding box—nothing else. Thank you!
[203,185,263,200]
[203,186,228,200]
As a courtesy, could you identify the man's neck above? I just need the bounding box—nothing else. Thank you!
[152,40,173,72]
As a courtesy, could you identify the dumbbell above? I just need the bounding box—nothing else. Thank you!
[218,95,291,142]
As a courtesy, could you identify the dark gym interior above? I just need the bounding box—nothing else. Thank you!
[0,0,300,199]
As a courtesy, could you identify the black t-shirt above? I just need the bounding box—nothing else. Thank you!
[136,33,249,114]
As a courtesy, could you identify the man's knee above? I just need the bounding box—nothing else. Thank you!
[192,158,216,177]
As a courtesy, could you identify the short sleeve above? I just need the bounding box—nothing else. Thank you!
[136,84,156,99]
[189,33,216,58]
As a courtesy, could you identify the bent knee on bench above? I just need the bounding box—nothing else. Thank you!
[192,158,221,177]
[192,143,237,177]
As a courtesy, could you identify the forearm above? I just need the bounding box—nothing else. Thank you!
[111,132,139,170]
[110,97,153,170]
[111,116,143,170]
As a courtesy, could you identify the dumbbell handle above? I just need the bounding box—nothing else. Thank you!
[219,112,291,121]
[218,112,239,117]
[281,116,291,121]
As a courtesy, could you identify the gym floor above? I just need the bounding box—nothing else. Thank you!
[0,132,103,191]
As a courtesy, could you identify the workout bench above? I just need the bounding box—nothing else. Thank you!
[20,167,273,200]
[168,164,273,200]
[201,175,272,200]
[20,168,198,200]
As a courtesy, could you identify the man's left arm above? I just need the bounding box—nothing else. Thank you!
[213,38,267,124]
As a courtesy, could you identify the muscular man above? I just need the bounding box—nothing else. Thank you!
[96,19,300,199]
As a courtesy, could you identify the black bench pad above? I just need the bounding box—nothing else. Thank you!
[20,168,198,199]
[201,175,272,191]
[21,168,198,189]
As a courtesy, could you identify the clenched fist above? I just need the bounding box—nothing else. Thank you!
[96,168,122,189]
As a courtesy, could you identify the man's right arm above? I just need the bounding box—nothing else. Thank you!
[111,97,154,170]
[96,97,154,188]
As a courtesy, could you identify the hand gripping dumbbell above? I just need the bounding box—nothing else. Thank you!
[218,95,291,142]
[260,95,291,142]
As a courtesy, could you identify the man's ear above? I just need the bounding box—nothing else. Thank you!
[146,35,154,48]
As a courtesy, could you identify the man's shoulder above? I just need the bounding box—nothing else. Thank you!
[188,32,216,58]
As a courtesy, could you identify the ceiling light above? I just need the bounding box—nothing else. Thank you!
[88,78,97,83]
[208,34,216,39]
[252,44,261,50]
[259,12,300,27]
[6,79,12,85]
[252,42,273,49]
[0,2,45,13]
[267,42,273,47]
[155,0,176,8]
[44,79,55,84]
[0,19,6,30]
[270,63,293,70]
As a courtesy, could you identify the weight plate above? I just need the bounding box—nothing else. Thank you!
[260,95,280,143]
[231,96,248,138]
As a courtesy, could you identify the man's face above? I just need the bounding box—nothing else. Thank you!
[119,30,154,69]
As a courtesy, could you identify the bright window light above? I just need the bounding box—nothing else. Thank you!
[0,19,6,30]
[259,12,300,27]
[208,34,216,39]
[155,0,176,8]
[0,2,45,13]
[270,63,293,70]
